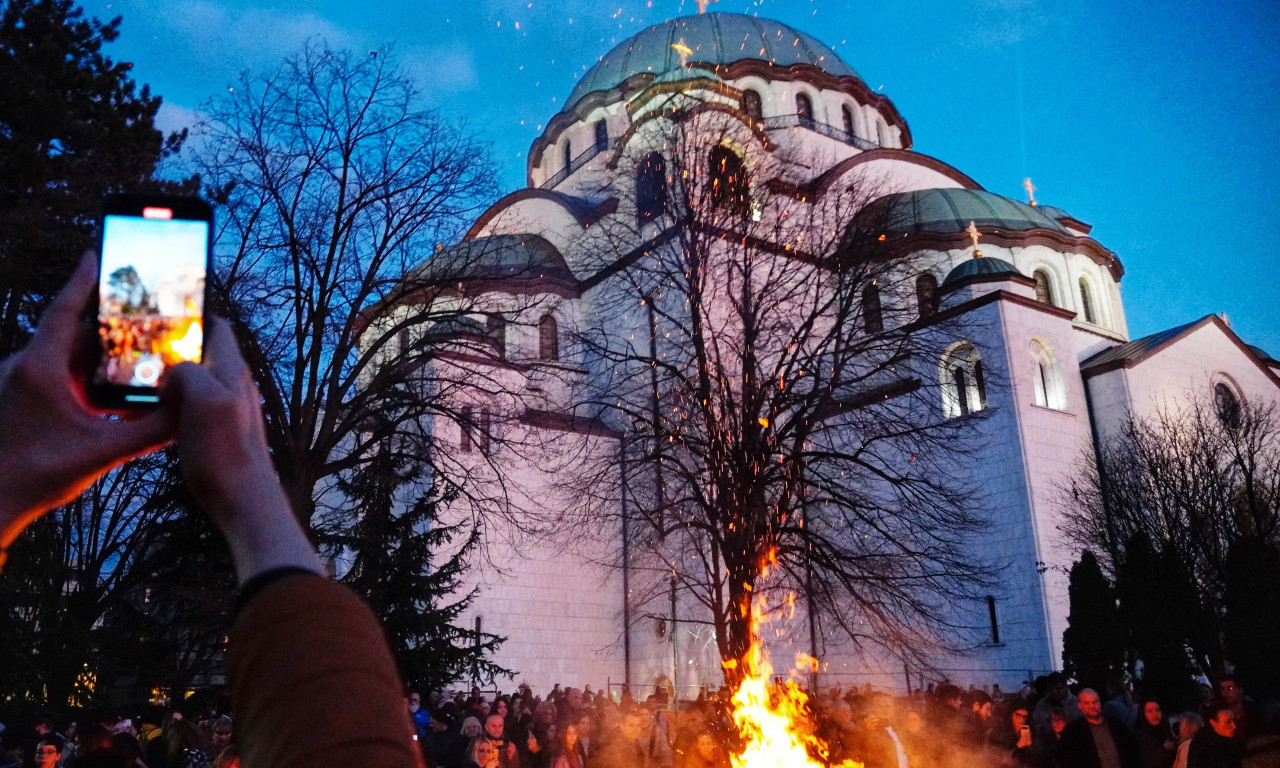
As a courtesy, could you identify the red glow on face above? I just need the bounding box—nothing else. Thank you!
[142,207,173,220]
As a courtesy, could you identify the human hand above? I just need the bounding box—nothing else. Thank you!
[0,253,174,563]
[165,317,322,584]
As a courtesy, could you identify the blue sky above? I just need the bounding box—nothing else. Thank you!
[82,0,1279,356]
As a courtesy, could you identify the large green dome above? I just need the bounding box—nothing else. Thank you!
[565,13,862,112]
[872,188,1069,239]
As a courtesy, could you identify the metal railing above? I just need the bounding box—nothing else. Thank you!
[763,113,879,150]
[539,137,617,189]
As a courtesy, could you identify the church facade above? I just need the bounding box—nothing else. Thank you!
[374,13,1280,695]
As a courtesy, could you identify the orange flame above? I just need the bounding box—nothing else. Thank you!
[728,565,862,768]
[169,320,203,362]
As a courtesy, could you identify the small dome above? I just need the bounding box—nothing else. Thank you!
[868,188,1069,239]
[565,13,862,112]
[943,256,1023,287]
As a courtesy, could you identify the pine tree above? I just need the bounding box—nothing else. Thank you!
[1062,550,1120,691]
[332,446,510,692]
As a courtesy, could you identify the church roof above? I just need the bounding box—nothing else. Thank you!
[1080,318,1203,372]
[414,234,576,286]
[565,13,861,111]
[942,256,1023,287]
[873,188,1070,239]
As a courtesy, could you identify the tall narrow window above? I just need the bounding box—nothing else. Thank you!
[475,408,491,454]
[487,314,506,358]
[539,315,559,361]
[459,406,473,452]
[795,93,814,124]
[862,283,883,334]
[986,596,1001,644]
[1215,382,1242,429]
[841,104,856,138]
[916,273,939,318]
[709,145,749,216]
[973,358,988,409]
[1079,277,1096,324]
[742,89,763,119]
[563,139,573,172]
[953,366,970,416]
[942,342,988,418]
[1029,340,1063,409]
[1033,270,1053,305]
[636,152,668,223]
[594,119,608,151]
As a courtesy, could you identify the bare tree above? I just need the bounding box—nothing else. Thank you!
[1060,394,1280,675]
[195,42,509,533]
[547,98,995,682]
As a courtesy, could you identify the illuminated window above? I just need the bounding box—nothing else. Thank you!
[742,89,763,119]
[795,93,814,124]
[708,145,749,216]
[636,152,668,223]
[594,120,608,152]
[862,283,883,334]
[941,342,988,418]
[1078,277,1097,324]
[539,315,559,361]
[916,273,939,318]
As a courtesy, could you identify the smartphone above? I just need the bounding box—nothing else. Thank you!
[89,194,212,408]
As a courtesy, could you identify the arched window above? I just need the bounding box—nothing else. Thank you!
[539,315,559,361]
[862,283,883,334]
[636,152,668,223]
[941,342,988,418]
[594,119,608,151]
[742,89,763,119]
[841,104,856,139]
[486,313,506,358]
[916,273,939,318]
[563,139,573,172]
[795,93,814,124]
[1032,269,1054,306]
[1078,277,1097,324]
[709,145,750,216]
[1030,339,1065,410]
[1215,382,1242,429]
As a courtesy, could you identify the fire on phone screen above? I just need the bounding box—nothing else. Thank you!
[93,209,208,401]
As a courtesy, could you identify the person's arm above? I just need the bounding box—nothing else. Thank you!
[0,253,173,570]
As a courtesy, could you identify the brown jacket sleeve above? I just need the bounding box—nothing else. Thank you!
[229,572,425,768]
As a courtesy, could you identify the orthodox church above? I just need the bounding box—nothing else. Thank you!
[377,12,1280,695]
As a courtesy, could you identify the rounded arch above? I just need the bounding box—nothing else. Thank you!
[1077,272,1105,327]
[840,102,857,140]
[940,341,988,418]
[1029,337,1066,410]
[741,87,763,120]
[1211,373,1244,429]
[1030,267,1058,307]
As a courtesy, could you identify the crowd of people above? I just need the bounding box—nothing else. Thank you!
[2,670,1275,768]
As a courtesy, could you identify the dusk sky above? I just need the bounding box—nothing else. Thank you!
[81,0,1279,356]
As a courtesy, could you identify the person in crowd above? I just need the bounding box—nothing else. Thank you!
[898,708,937,768]
[1056,688,1139,768]
[109,733,148,768]
[677,733,726,768]
[207,717,233,760]
[1033,674,1081,742]
[1186,703,1240,768]
[1213,677,1255,748]
[0,254,422,768]
[988,703,1034,767]
[465,738,500,768]
[547,723,586,768]
[1171,713,1203,768]
[595,710,650,768]
[461,719,484,742]
[849,692,909,768]
[1134,699,1173,768]
[409,694,432,741]
[166,720,211,768]
[34,739,63,768]
[483,716,519,768]
[966,690,996,746]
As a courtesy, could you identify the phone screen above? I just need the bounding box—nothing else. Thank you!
[93,207,209,404]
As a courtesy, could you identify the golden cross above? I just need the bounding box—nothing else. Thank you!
[965,221,983,257]
[671,39,693,69]
[695,0,719,13]
[1023,177,1038,206]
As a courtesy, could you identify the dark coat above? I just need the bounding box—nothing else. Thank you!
[1055,716,1139,768]
[1186,729,1242,768]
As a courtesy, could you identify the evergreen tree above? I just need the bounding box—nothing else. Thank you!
[1116,532,1198,706]
[0,0,194,356]
[1223,539,1280,699]
[1062,550,1120,691]
[331,445,509,692]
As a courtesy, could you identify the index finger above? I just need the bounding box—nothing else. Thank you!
[32,251,98,355]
